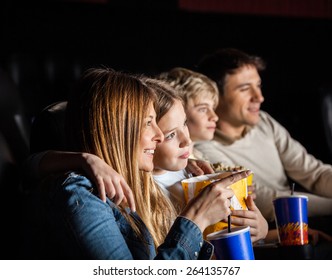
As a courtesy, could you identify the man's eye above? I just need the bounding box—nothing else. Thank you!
[240,87,250,92]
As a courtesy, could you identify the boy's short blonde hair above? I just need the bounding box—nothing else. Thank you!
[158,67,219,109]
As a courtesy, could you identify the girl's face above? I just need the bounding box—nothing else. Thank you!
[153,99,192,175]
[138,102,164,172]
[185,97,218,141]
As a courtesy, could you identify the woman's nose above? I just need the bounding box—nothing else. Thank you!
[153,125,164,143]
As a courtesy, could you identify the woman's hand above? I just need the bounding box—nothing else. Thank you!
[231,195,268,243]
[81,153,135,211]
[186,159,214,176]
[180,170,251,232]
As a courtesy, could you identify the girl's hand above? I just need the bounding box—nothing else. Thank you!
[186,159,214,176]
[180,170,251,232]
[37,150,136,211]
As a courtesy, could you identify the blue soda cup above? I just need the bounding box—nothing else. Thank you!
[206,226,255,260]
[273,195,309,246]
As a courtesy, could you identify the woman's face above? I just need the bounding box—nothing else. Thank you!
[153,99,192,175]
[138,102,164,172]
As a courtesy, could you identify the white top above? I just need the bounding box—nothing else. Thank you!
[153,169,191,210]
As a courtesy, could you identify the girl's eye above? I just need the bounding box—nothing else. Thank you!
[147,121,152,126]
[165,132,175,140]
[184,120,188,127]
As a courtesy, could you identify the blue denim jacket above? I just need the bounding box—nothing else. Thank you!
[42,172,213,260]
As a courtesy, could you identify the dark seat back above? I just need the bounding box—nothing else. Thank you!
[20,101,68,259]
[0,68,29,259]
[0,68,30,164]
[321,86,332,160]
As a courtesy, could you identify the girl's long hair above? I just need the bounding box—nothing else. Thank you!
[143,78,185,215]
[65,68,176,248]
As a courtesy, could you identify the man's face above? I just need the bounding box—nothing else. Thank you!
[217,65,264,128]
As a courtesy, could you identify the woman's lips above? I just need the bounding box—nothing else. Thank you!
[144,149,155,157]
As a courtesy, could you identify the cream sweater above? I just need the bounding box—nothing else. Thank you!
[194,111,332,221]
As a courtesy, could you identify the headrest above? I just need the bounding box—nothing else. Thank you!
[30,101,67,154]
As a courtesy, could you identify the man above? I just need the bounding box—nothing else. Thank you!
[195,48,332,227]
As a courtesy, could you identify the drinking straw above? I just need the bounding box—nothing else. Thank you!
[227,215,231,233]
[291,183,295,195]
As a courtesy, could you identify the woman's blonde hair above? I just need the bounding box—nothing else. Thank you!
[158,67,219,109]
[65,68,176,248]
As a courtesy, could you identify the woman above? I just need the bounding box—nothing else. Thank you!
[38,68,249,259]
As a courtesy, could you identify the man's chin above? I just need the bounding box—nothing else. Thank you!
[248,114,261,125]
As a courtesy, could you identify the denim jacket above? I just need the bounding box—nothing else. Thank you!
[42,172,213,260]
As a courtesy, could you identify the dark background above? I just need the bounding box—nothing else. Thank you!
[1,0,332,260]
[1,0,332,162]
